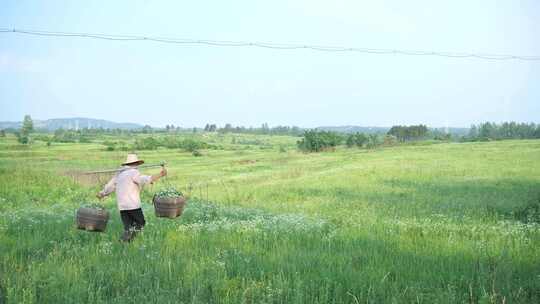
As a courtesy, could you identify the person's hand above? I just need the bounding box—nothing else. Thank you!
[160,166,167,177]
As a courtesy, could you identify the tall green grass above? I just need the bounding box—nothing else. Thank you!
[0,135,539,303]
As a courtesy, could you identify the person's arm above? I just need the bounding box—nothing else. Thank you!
[151,166,167,183]
[97,176,117,199]
[133,166,167,186]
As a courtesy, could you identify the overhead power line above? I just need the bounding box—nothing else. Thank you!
[1,27,539,61]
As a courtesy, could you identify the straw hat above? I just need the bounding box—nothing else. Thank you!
[122,153,145,166]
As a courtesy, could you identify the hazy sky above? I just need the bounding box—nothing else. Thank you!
[1,1,539,128]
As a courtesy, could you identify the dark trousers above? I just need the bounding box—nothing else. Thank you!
[120,208,146,232]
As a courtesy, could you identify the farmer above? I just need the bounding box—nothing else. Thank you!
[97,153,167,242]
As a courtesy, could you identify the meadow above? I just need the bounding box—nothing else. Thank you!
[0,133,539,303]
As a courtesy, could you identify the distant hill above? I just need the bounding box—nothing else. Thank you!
[0,117,143,131]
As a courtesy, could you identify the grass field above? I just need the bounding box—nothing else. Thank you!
[0,134,539,303]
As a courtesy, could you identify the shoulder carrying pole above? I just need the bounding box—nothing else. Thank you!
[82,161,166,175]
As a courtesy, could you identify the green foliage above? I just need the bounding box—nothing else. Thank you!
[513,196,540,223]
[133,137,160,150]
[78,135,92,143]
[155,187,184,198]
[21,115,34,135]
[180,138,207,152]
[388,125,428,142]
[0,129,5,137]
[433,133,452,141]
[159,137,211,151]
[53,129,79,143]
[365,134,381,149]
[141,125,153,133]
[16,115,35,144]
[80,202,107,210]
[297,130,343,152]
[383,134,398,146]
[103,140,129,151]
[15,131,29,144]
[467,121,540,141]
[204,123,217,132]
[192,150,203,157]
[32,134,52,142]
[102,136,214,152]
[206,123,303,136]
[346,132,368,148]
[50,129,97,144]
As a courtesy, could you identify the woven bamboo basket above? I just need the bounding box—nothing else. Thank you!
[76,207,110,232]
[153,195,186,218]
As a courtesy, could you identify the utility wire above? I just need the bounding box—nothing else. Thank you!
[1,27,539,61]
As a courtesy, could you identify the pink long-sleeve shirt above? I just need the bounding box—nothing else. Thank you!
[99,167,153,211]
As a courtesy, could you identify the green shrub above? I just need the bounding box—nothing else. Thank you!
[53,130,78,143]
[365,134,381,149]
[383,135,398,146]
[346,133,368,148]
[180,138,208,152]
[79,136,92,143]
[513,197,540,223]
[297,130,342,152]
[15,131,30,144]
[133,137,159,150]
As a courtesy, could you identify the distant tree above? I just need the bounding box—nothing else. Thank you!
[0,129,5,137]
[468,124,478,138]
[346,132,368,148]
[22,115,34,134]
[203,123,217,132]
[388,124,428,142]
[383,134,398,146]
[470,121,539,141]
[17,115,34,144]
[297,130,342,152]
[261,123,270,134]
[133,137,159,150]
[478,122,494,139]
[142,125,153,134]
[365,134,381,149]
[15,131,29,144]
[53,129,78,143]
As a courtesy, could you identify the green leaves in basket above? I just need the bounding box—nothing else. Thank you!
[155,187,183,198]
[80,202,106,210]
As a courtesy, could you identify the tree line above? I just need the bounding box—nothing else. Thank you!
[4,116,539,152]
[204,123,303,136]
[466,122,540,141]
[387,125,429,142]
[297,125,428,152]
